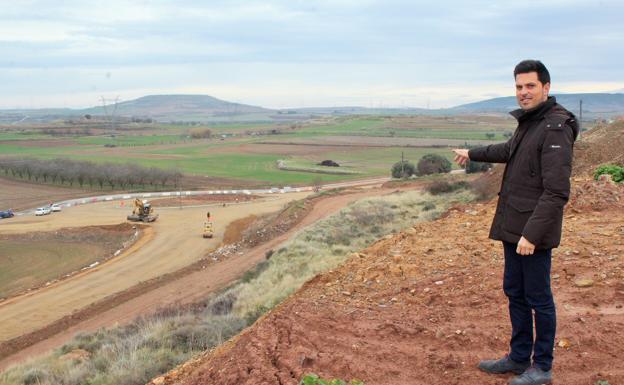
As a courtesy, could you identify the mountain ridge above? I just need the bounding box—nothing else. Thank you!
[1,93,623,122]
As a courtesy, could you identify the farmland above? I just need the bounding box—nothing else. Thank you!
[0,115,516,188]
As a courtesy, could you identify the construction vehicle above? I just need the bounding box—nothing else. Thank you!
[203,221,214,238]
[127,198,158,222]
[203,211,214,238]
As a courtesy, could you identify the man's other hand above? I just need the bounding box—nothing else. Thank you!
[452,149,469,167]
[516,236,536,255]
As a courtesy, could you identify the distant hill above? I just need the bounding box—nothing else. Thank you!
[1,93,623,124]
[0,95,274,124]
[280,93,624,118]
[83,95,272,120]
[451,93,624,117]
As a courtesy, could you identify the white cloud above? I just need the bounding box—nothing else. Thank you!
[0,21,82,42]
[0,0,622,109]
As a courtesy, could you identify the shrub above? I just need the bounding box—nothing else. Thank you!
[299,374,365,385]
[391,160,415,178]
[189,128,212,139]
[417,154,451,176]
[318,160,340,167]
[241,261,269,283]
[245,304,270,324]
[426,180,470,195]
[422,202,436,211]
[466,160,491,174]
[22,367,50,385]
[208,291,238,315]
[469,173,499,201]
[593,164,624,183]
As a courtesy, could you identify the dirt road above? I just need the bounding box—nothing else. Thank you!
[0,185,406,370]
[0,193,310,343]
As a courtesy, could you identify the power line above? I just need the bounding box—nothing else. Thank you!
[100,96,120,135]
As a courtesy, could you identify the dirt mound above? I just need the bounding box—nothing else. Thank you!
[0,222,137,242]
[568,176,624,212]
[222,215,257,245]
[573,119,624,177]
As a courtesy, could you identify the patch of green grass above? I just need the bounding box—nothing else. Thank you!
[594,164,624,183]
[63,152,351,184]
[300,374,365,385]
[280,117,511,140]
[0,143,89,156]
[278,160,362,175]
[76,134,189,146]
[0,132,50,141]
[287,147,461,176]
[285,118,386,137]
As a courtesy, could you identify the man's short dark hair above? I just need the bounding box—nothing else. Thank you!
[514,60,551,85]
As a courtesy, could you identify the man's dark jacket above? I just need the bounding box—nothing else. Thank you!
[468,96,579,250]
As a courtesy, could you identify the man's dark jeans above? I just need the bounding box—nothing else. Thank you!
[503,241,556,371]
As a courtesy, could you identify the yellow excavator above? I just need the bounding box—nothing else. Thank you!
[203,211,214,238]
[127,198,158,222]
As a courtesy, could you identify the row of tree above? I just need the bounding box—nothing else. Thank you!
[0,158,182,190]
[391,153,491,178]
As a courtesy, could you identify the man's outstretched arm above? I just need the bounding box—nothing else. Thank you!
[452,137,513,167]
[467,137,514,164]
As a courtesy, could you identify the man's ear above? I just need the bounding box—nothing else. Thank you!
[543,82,551,97]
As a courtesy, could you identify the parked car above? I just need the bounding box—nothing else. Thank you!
[35,207,51,216]
[0,209,14,219]
[50,204,62,212]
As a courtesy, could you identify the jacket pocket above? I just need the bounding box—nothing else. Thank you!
[503,195,537,236]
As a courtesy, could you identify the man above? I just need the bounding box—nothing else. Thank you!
[452,60,579,385]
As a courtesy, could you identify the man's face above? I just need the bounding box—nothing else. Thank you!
[515,72,550,110]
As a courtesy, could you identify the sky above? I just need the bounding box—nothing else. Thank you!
[1,0,623,110]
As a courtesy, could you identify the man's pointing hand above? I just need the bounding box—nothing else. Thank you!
[452,149,469,167]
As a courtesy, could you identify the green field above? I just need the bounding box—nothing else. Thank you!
[284,147,459,176]
[284,116,515,140]
[0,115,504,186]
[0,132,50,141]
[76,134,190,146]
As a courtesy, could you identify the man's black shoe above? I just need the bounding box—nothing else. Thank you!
[478,355,530,375]
[509,366,552,385]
